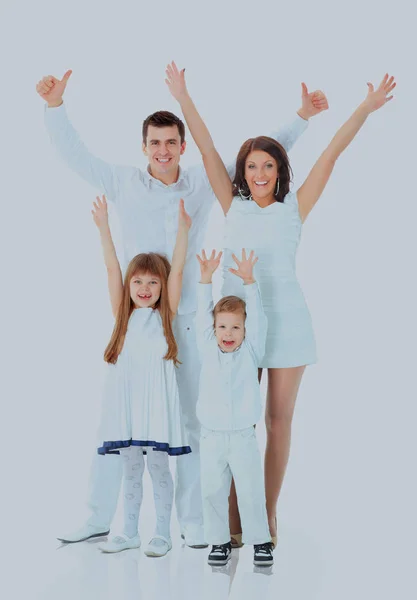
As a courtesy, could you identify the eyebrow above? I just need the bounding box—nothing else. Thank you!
[149,138,178,143]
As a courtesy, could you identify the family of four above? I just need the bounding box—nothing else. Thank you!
[36,62,395,567]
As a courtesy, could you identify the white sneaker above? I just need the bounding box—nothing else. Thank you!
[180,533,208,549]
[57,524,110,544]
[144,535,172,557]
[99,534,141,553]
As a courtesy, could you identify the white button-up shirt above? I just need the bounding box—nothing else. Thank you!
[44,104,308,315]
[195,282,267,431]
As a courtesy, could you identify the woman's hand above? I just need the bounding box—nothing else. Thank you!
[178,198,192,230]
[298,83,329,120]
[229,249,258,285]
[165,61,188,103]
[363,74,396,113]
[197,249,223,284]
[91,195,109,229]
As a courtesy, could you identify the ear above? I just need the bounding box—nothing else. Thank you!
[142,142,148,156]
[180,140,187,155]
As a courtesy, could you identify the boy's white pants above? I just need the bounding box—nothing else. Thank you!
[200,426,271,546]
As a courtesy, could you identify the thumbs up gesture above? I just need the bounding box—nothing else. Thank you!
[36,70,73,107]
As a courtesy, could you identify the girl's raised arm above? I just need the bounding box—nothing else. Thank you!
[92,195,123,317]
[165,61,233,215]
[167,199,192,316]
[297,74,396,222]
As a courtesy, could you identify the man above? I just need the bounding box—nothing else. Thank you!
[36,68,327,548]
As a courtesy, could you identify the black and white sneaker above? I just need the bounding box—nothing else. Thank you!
[208,542,232,565]
[253,542,274,566]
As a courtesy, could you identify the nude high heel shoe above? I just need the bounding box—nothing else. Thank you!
[230,533,244,548]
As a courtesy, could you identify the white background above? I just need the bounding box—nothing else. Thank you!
[1,0,416,598]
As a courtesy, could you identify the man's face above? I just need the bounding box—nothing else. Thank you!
[142,125,186,181]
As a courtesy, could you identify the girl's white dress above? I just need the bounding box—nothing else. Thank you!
[97,307,191,456]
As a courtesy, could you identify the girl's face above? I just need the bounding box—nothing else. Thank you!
[245,150,278,201]
[214,311,245,353]
[130,272,162,308]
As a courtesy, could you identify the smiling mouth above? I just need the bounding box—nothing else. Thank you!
[254,181,268,187]
[223,340,235,346]
[156,158,171,164]
[138,294,152,299]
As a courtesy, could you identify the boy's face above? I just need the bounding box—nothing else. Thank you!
[214,311,245,353]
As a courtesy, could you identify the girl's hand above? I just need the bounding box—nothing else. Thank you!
[298,83,329,120]
[91,195,109,228]
[197,249,223,283]
[178,198,192,230]
[363,74,396,113]
[165,61,188,102]
[229,249,258,284]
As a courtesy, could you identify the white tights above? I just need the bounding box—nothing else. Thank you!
[122,446,173,539]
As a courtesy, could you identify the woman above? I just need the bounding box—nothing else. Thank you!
[165,62,396,547]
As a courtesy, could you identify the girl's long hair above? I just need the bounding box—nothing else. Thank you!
[232,136,293,204]
[104,253,179,366]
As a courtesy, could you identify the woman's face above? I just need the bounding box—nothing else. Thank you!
[244,150,278,201]
[129,272,162,308]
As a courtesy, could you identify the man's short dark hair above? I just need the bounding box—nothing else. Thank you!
[142,111,186,144]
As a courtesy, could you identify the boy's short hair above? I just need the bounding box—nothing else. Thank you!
[213,296,246,321]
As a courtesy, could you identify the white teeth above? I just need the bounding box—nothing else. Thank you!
[255,181,268,185]
[158,159,170,163]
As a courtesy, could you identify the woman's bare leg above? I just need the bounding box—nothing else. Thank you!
[264,366,306,537]
[228,369,264,536]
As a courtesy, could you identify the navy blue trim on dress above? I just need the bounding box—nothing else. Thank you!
[97,439,192,456]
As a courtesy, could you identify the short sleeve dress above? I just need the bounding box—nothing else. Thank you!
[221,193,317,369]
[97,307,191,455]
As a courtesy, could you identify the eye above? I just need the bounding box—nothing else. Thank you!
[150,281,158,285]
[169,141,177,145]
[151,141,158,145]
[233,326,240,330]
[247,164,255,169]
[266,163,274,169]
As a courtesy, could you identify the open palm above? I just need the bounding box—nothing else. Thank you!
[229,249,258,284]
[165,61,188,102]
[197,250,223,281]
[364,74,396,113]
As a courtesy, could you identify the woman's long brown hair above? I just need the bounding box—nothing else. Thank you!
[232,136,293,204]
[104,253,180,366]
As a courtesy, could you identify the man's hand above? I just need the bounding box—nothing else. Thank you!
[297,82,329,120]
[36,70,73,107]
[197,249,223,284]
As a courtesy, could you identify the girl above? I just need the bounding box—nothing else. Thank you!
[92,194,192,556]
[165,62,396,548]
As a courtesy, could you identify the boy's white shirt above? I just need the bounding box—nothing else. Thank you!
[44,104,308,315]
[195,282,268,431]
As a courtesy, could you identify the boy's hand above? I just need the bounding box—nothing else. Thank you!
[178,198,192,230]
[229,249,258,284]
[91,195,109,229]
[197,249,223,283]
